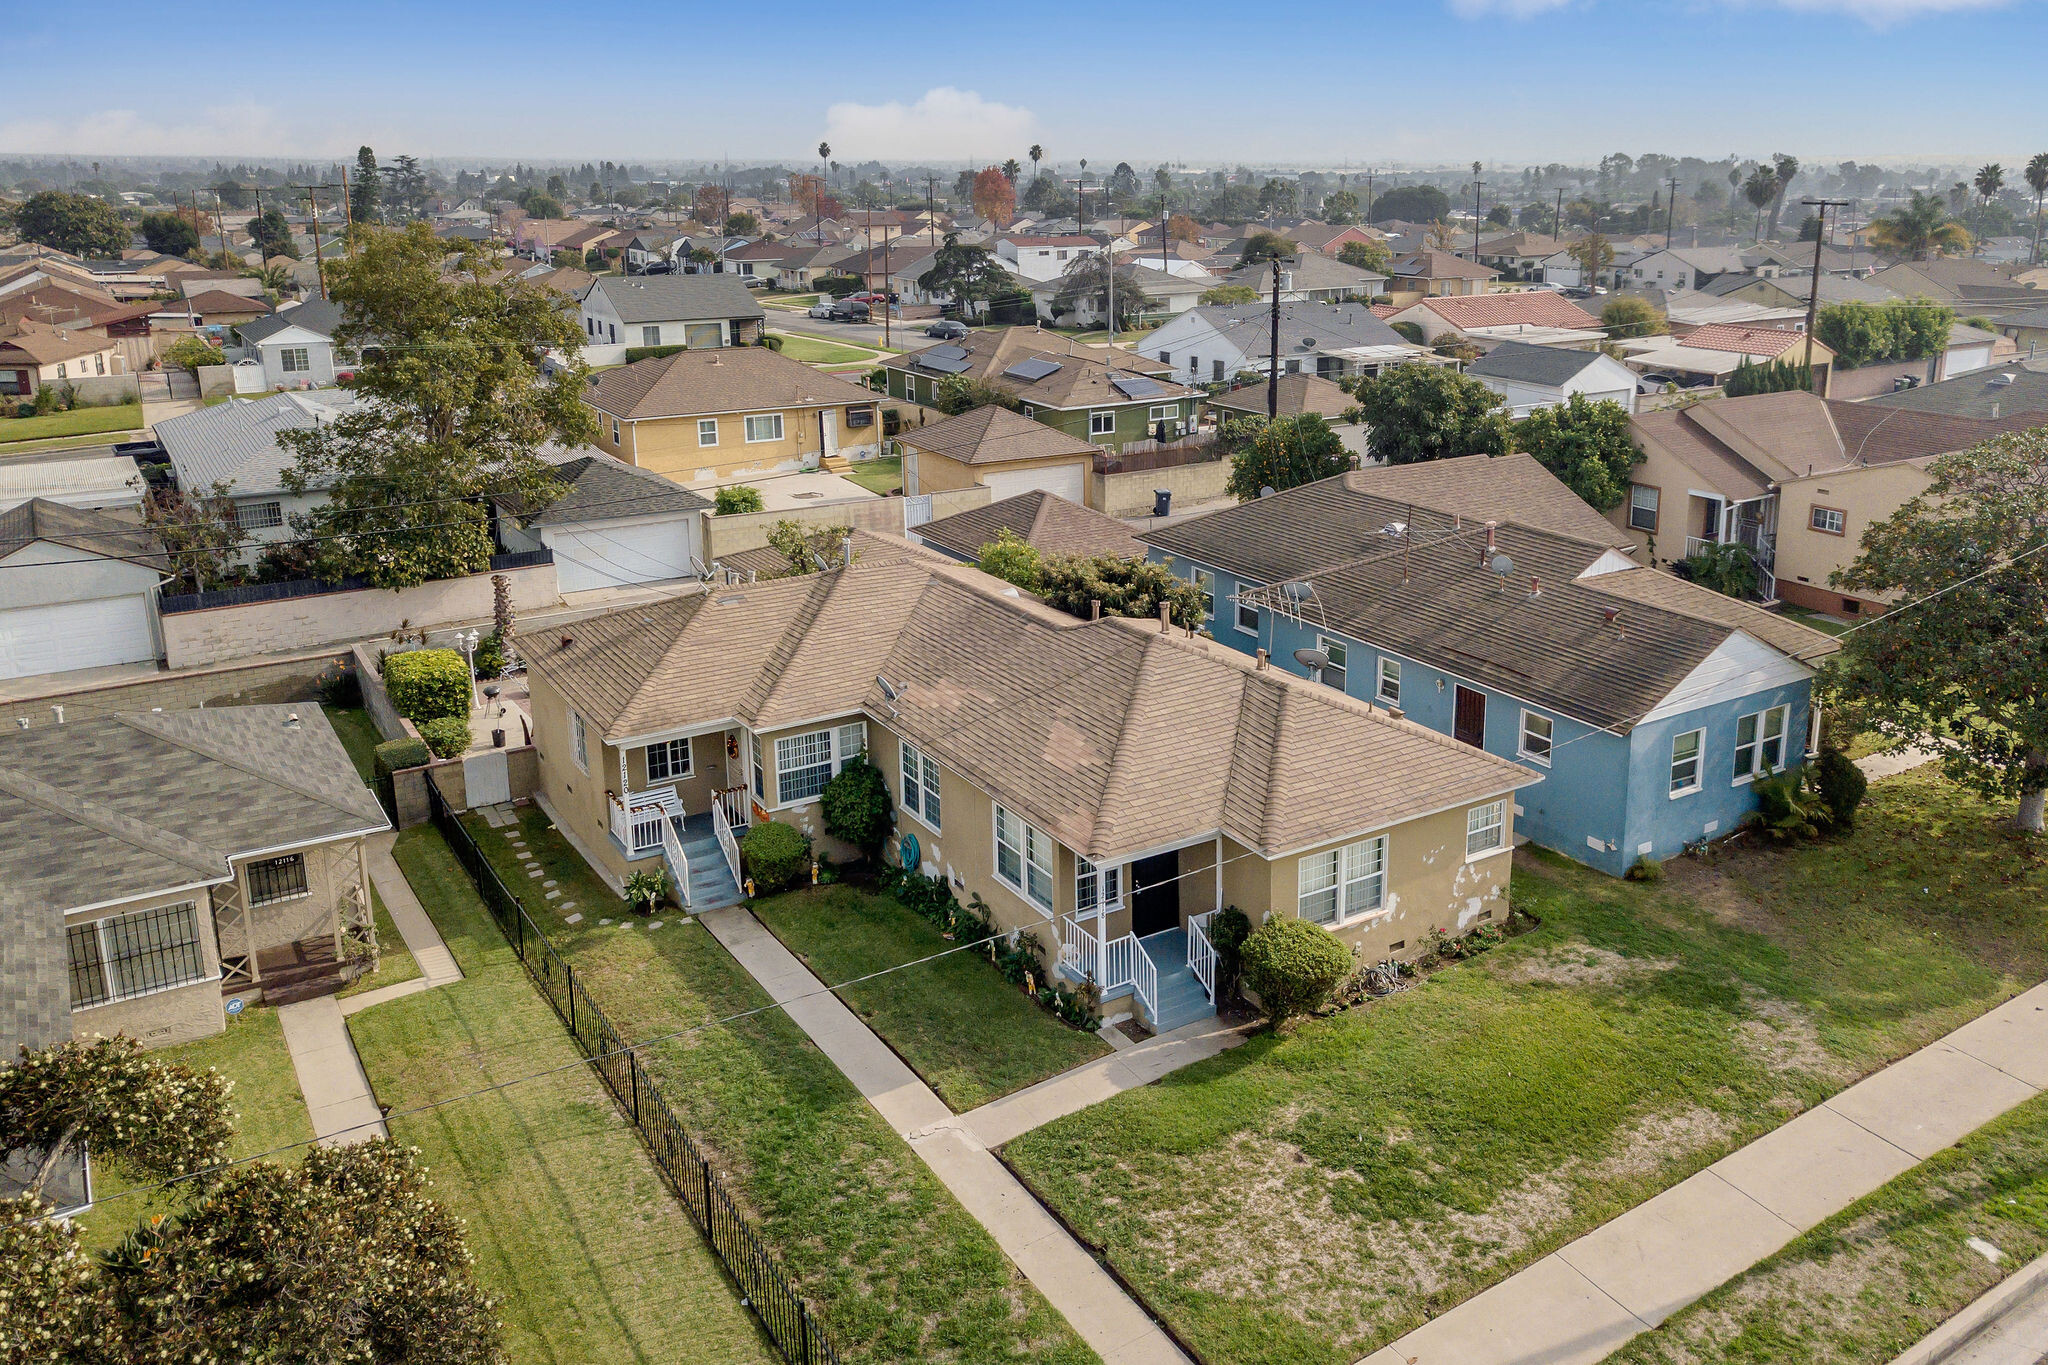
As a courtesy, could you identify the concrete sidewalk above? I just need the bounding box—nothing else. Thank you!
[1359,980,2048,1365]
[698,904,1190,1365]
[277,995,387,1146]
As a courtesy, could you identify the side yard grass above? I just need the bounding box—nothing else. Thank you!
[458,807,1098,1364]
[1003,769,2048,1365]
[352,827,777,1365]
[323,704,384,784]
[844,453,902,495]
[0,401,145,444]
[334,880,422,999]
[773,332,884,364]
[1609,1089,2048,1365]
[753,884,1110,1110]
[71,1006,313,1253]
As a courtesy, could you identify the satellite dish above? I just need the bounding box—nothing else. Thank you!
[1300,337,1316,348]
[1489,553,1516,577]
[1281,581,1311,601]
[875,674,900,702]
[811,552,831,572]
[1260,485,1276,498]
[1293,647,1330,671]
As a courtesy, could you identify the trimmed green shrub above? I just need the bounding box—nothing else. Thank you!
[382,649,471,723]
[473,632,506,681]
[1813,744,1869,833]
[741,820,812,894]
[1208,906,1252,1007]
[757,333,784,352]
[418,716,472,760]
[372,737,431,777]
[820,753,891,860]
[1241,916,1352,1027]
[1744,769,1824,842]
[714,485,764,515]
[624,343,685,363]
[1625,854,1665,882]
[317,666,361,709]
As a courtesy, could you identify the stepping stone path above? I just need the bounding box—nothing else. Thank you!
[545,890,560,900]
[564,913,582,924]
[528,869,543,879]
[542,879,556,888]
[599,918,613,926]
[647,921,663,931]
[559,902,575,912]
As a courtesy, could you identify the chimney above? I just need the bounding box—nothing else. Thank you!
[1158,601,1172,632]
[1485,520,1498,551]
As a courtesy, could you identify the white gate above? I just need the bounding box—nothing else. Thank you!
[462,750,511,808]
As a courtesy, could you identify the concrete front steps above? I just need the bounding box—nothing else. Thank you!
[1139,928,1216,1033]
[668,815,745,911]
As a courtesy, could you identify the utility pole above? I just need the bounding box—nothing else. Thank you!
[1471,162,1483,257]
[1664,175,1681,250]
[925,173,941,254]
[339,165,354,255]
[1267,254,1281,420]
[211,191,230,265]
[1800,198,1849,387]
[293,183,342,300]
[1554,188,1565,242]
[1365,169,1375,224]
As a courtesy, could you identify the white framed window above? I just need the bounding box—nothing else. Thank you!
[994,804,1055,910]
[1235,595,1259,632]
[570,708,589,773]
[646,737,692,782]
[745,413,785,443]
[1191,568,1215,619]
[1670,728,1703,796]
[611,417,621,444]
[67,901,207,1010]
[1089,409,1116,437]
[280,347,311,373]
[771,722,865,805]
[1317,636,1348,690]
[1519,710,1553,765]
[1022,403,1035,418]
[697,418,718,447]
[750,731,765,800]
[1147,403,1177,422]
[1297,835,1387,926]
[1629,484,1659,532]
[1158,351,1171,365]
[1076,858,1122,917]
[233,500,283,531]
[1466,800,1507,858]
[1810,506,1845,536]
[1377,656,1401,705]
[900,740,942,831]
[1733,704,1789,782]
[642,325,661,347]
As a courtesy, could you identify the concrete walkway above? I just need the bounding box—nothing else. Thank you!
[1359,979,2048,1365]
[277,996,387,1146]
[340,832,462,1015]
[1857,744,1940,781]
[697,904,1191,1365]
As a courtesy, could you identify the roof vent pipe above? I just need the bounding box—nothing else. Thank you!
[1528,575,1541,599]
[1256,648,1269,670]
[1158,601,1172,632]
[1090,599,1102,620]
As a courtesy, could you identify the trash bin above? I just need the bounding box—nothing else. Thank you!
[1153,489,1172,518]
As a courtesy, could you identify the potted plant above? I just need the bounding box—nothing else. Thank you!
[624,869,667,917]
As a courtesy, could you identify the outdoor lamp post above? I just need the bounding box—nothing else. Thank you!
[456,628,481,707]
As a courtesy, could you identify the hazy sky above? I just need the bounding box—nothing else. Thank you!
[6,0,2043,167]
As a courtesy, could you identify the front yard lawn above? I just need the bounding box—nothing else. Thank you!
[0,401,145,443]
[72,1006,313,1253]
[754,884,1110,1110]
[773,332,884,364]
[1003,769,2048,1365]
[458,812,1096,1362]
[845,454,902,495]
[1610,1089,2048,1365]
[461,803,629,925]
[353,827,776,1365]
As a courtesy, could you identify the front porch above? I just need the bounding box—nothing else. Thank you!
[606,782,750,912]
[1055,839,1224,1033]
[1684,490,1779,600]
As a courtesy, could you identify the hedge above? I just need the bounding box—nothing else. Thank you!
[418,716,472,760]
[1241,917,1352,1026]
[382,649,471,723]
[624,343,685,363]
[741,820,812,894]
[373,737,431,777]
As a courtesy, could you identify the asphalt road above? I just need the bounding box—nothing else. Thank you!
[761,306,954,353]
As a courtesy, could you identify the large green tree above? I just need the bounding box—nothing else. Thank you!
[1337,238,1392,274]
[14,191,128,256]
[1814,298,1953,368]
[1352,363,1513,466]
[919,232,1016,319]
[1833,433,2048,831]
[1049,255,1154,330]
[1867,190,1972,261]
[1514,394,1641,512]
[349,145,382,228]
[139,210,199,257]
[1367,184,1449,224]
[278,224,592,588]
[1036,553,1208,628]
[246,206,297,260]
[1224,413,1353,500]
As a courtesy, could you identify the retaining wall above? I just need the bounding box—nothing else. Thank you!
[1091,458,1233,518]
[701,486,990,559]
[2,650,342,726]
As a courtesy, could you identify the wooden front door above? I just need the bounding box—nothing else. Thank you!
[1454,685,1486,748]
[1129,851,1181,939]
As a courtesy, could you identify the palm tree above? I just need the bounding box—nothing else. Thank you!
[1866,191,1973,261]
[1002,157,1020,182]
[1765,153,1798,241]
[1028,144,1043,183]
[817,141,831,187]
[1742,166,1778,242]
[1975,163,2004,205]
[2025,153,2048,264]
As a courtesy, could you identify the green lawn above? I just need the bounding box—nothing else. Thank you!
[351,827,777,1365]
[0,402,145,444]
[1060,325,1159,346]
[72,1006,313,1253]
[1610,1089,2048,1365]
[323,704,385,785]
[458,812,1097,1363]
[753,885,1110,1111]
[773,332,884,364]
[1004,769,2048,1365]
[0,430,148,455]
[1780,606,1852,637]
[844,454,902,495]
[462,804,630,926]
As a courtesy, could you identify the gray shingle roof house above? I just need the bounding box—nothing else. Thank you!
[580,275,766,353]
[153,391,357,553]
[493,450,714,593]
[1,706,389,1057]
[1861,365,2048,419]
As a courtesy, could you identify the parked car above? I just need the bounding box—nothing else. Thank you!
[808,302,837,319]
[742,275,770,288]
[1559,286,1607,300]
[638,261,673,275]
[923,319,969,339]
[830,299,871,322]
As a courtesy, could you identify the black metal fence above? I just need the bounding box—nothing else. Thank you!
[428,786,837,1365]
[160,548,553,615]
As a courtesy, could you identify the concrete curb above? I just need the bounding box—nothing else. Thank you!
[1887,1248,2048,1365]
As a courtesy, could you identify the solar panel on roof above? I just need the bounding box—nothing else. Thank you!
[1003,357,1063,382]
[916,354,973,374]
[1110,374,1165,399]
[926,344,968,360]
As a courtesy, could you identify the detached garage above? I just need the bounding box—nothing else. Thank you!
[899,406,1099,504]
[495,452,710,595]
[0,499,168,681]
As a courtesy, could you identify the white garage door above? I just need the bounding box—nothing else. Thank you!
[0,595,156,680]
[546,520,696,594]
[984,461,1087,504]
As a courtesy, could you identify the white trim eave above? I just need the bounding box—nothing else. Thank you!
[1638,630,1814,726]
[230,824,392,861]
[62,876,229,919]
[610,717,739,748]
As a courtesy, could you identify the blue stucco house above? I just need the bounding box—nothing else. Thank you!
[1145,455,1840,876]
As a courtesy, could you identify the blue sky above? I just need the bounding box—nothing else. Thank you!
[4,0,2043,166]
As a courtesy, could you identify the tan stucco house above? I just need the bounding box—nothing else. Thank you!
[517,544,1536,1033]
[898,404,1101,503]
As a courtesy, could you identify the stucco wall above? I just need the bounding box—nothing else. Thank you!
[0,649,340,720]
[236,837,365,956]
[909,449,1089,496]
[1092,458,1232,517]
[702,485,989,560]
[1773,462,1927,615]
[0,539,163,610]
[64,888,226,1049]
[593,403,880,483]
[161,562,559,669]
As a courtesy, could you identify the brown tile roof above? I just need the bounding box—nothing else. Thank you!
[1826,400,2047,466]
[1586,566,1838,662]
[899,405,1099,466]
[175,289,274,316]
[915,491,1148,562]
[714,529,914,582]
[523,554,1535,860]
[890,326,1194,412]
[582,346,880,421]
[1345,454,1635,545]
[0,329,116,364]
[1412,291,1601,333]
[1679,323,1806,356]
[1207,374,1357,420]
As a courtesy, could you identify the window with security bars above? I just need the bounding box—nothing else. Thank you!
[246,853,310,907]
[67,902,207,1009]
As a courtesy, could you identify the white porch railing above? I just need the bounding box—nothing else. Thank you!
[1061,916,1102,983]
[661,816,691,908]
[711,796,743,891]
[610,785,678,856]
[1684,535,1716,559]
[713,784,751,832]
[1132,937,1159,1023]
[1103,933,1138,995]
[1187,911,1217,1002]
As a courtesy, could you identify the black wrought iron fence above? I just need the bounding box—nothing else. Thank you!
[428,786,838,1365]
